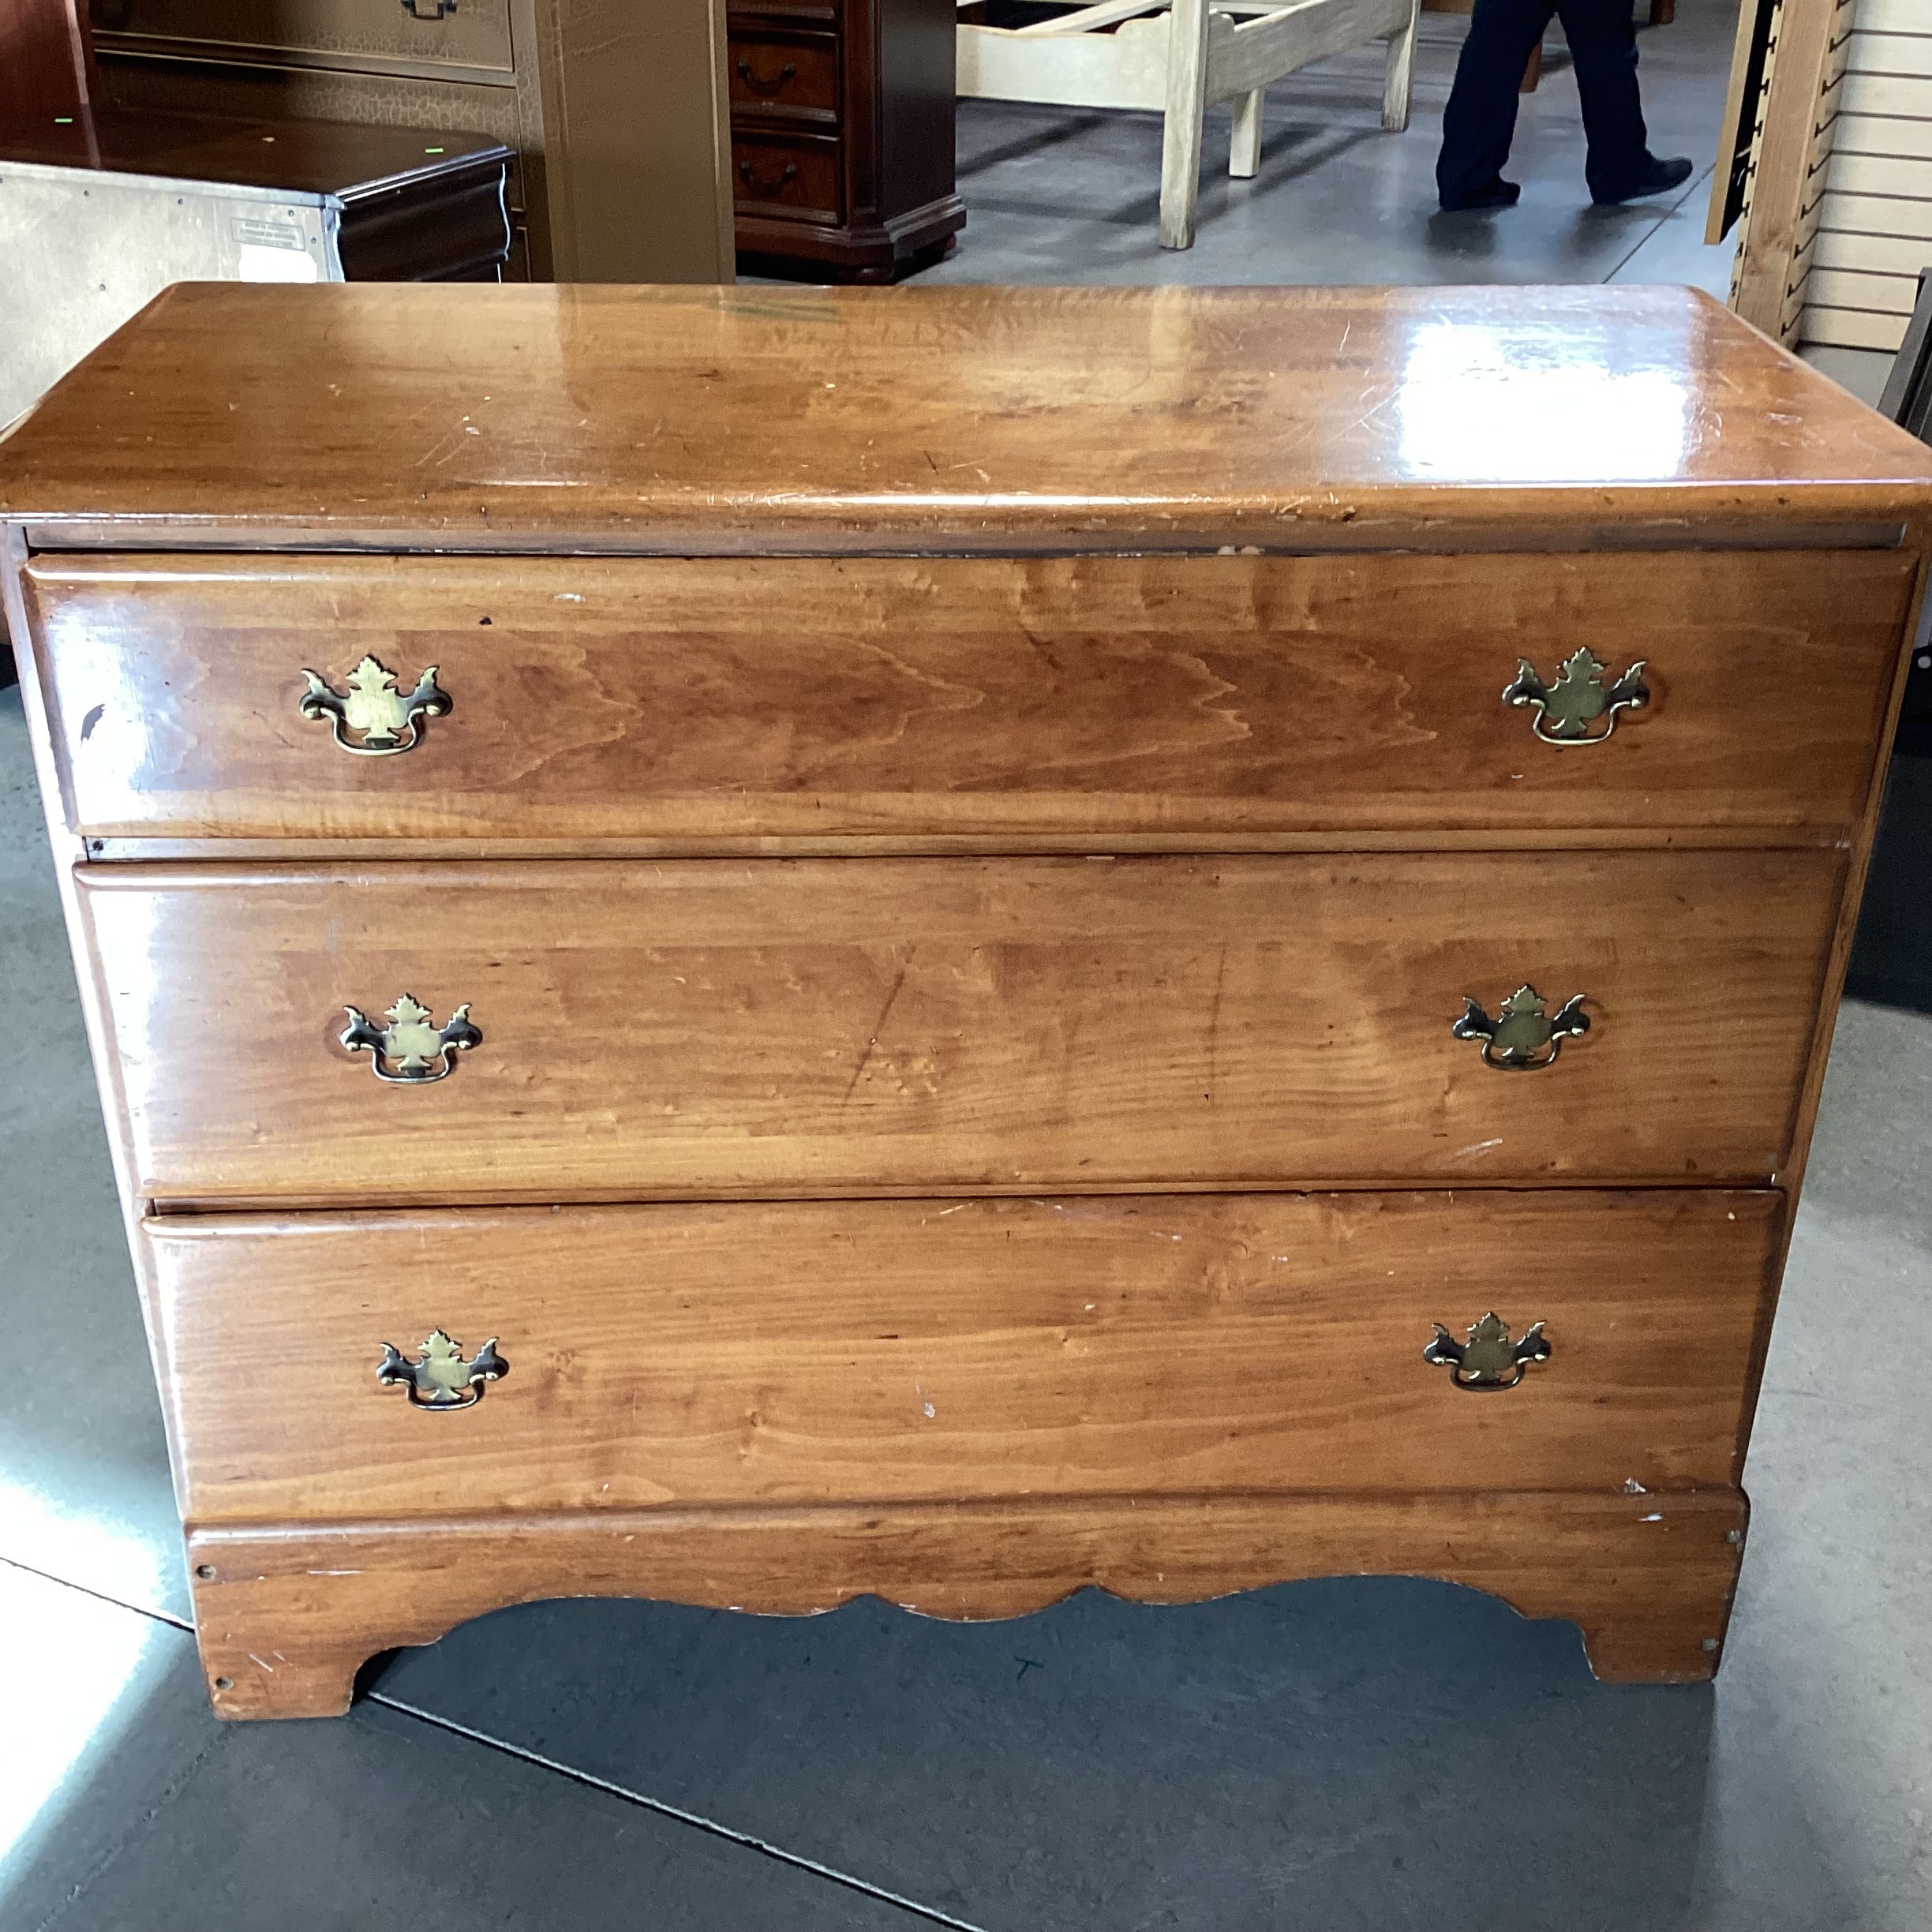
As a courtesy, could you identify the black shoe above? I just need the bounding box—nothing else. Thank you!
[1591,155,1694,206]
[1439,177,1522,213]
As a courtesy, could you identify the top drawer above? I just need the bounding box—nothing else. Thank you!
[88,0,515,74]
[22,549,1914,848]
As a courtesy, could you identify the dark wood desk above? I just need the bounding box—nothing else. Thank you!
[0,106,513,279]
[730,0,964,282]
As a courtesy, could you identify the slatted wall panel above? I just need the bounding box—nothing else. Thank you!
[1783,0,1857,343]
[1803,0,1932,351]
[1728,0,1856,346]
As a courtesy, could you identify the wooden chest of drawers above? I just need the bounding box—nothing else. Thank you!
[4,281,1927,1719]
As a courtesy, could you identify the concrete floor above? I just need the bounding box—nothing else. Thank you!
[930,3,1737,295]
[4,5,1930,1926]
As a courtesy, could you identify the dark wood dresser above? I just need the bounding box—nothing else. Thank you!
[0,106,513,282]
[2,283,1926,1718]
[730,0,963,280]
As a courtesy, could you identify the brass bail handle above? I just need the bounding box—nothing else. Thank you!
[1503,647,1649,746]
[299,654,450,756]
[1425,1313,1550,1391]
[1453,985,1589,1071]
[341,994,480,1084]
[378,1330,506,1410]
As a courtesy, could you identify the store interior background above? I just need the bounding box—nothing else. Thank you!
[940,6,1739,295]
[2,4,1928,1930]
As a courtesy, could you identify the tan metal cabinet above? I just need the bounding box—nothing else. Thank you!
[89,0,736,281]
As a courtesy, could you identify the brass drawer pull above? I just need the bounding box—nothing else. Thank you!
[737,56,798,95]
[1503,647,1649,745]
[378,1330,506,1410]
[1453,983,1588,1070]
[341,994,480,1084]
[1424,1312,1550,1391]
[739,159,799,197]
[299,654,450,756]
[400,0,457,20]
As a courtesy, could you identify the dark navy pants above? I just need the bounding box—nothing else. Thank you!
[1437,0,1649,206]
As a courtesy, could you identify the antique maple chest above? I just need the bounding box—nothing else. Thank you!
[4,282,1928,1719]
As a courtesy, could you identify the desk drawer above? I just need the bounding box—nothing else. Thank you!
[728,29,840,122]
[144,1191,1778,1523]
[731,130,842,219]
[90,0,516,74]
[80,851,1837,1205]
[25,549,1913,848]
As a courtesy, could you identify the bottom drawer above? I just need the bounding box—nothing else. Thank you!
[145,1190,1778,1523]
[731,129,843,221]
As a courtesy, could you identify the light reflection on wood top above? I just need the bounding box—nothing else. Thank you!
[4,281,1930,547]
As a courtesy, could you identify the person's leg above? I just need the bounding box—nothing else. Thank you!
[1555,0,1678,200]
[1437,0,1559,210]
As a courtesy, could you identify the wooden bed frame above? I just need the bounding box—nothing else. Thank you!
[957,0,1422,247]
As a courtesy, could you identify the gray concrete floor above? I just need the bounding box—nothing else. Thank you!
[5,6,1930,1925]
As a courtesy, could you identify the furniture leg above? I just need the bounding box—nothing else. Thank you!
[1383,0,1420,131]
[1159,0,1212,249]
[1230,87,1264,177]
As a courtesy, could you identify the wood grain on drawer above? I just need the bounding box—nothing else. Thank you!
[90,0,516,74]
[80,851,1839,1205]
[728,30,840,122]
[24,550,1913,847]
[732,131,842,219]
[144,1191,1780,1522]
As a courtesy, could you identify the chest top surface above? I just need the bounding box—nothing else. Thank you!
[2,281,1931,550]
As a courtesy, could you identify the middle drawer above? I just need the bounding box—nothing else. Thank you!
[82,850,1838,1204]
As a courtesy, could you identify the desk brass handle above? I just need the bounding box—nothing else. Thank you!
[737,56,798,95]
[400,0,457,20]
[739,159,799,197]
[1424,1313,1549,1391]
[1453,984,1589,1070]
[300,654,450,756]
[1503,647,1649,745]
[377,1330,506,1410]
[342,994,480,1084]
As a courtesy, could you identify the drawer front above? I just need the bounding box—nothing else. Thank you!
[728,29,840,123]
[144,1190,1779,1523]
[729,2,840,22]
[25,550,1912,846]
[90,0,516,74]
[80,851,1837,1205]
[731,131,843,220]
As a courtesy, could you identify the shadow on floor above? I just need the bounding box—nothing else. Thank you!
[366,1572,1724,1930]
